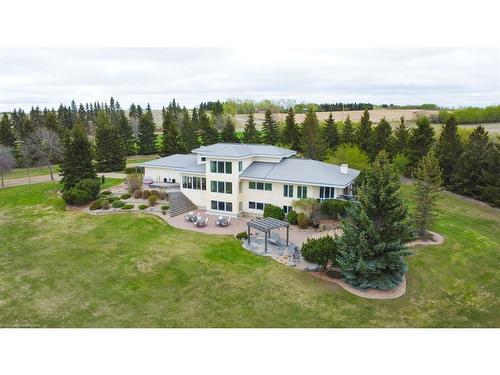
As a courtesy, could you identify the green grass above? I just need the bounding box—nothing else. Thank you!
[0,182,498,327]
[125,155,159,166]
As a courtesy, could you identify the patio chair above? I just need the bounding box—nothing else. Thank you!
[197,217,208,227]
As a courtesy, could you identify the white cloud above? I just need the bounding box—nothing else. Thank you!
[0,48,498,111]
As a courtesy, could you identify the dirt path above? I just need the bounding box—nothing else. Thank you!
[1,172,126,188]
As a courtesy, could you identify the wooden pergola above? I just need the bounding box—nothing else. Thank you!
[247,217,290,253]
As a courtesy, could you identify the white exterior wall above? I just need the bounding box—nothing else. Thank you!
[205,158,240,216]
[179,174,207,208]
[143,167,181,183]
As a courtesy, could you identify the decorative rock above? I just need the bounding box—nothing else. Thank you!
[287,262,296,267]
[305,266,319,272]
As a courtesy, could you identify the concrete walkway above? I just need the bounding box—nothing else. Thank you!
[2,172,126,188]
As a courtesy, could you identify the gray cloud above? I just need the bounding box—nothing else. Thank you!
[0,48,498,111]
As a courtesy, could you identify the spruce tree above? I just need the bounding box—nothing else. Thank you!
[412,151,443,238]
[179,107,199,152]
[337,152,414,289]
[261,109,279,145]
[116,111,135,155]
[478,142,500,207]
[138,112,157,155]
[435,114,463,187]
[323,113,339,150]
[301,108,326,160]
[390,116,410,156]
[370,116,392,159]
[281,107,300,150]
[221,116,238,143]
[408,116,434,168]
[59,120,96,190]
[95,111,126,172]
[43,110,60,134]
[356,109,372,152]
[242,113,260,144]
[161,109,180,156]
[340,115,355,145]
[451,125,491,197]
[0,113,16,147]
[199,110,219,145]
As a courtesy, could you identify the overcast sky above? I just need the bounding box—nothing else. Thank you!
[0,48,499,111]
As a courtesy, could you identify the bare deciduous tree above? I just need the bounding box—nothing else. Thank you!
[0,145,16,187]
[23,127,64,181]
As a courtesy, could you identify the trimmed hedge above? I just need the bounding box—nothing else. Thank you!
[297,212,309,229]
[101,190,112,196]
[138,204,148,210]
[121,204,134,210]
[263,204,285,220]
[112,200,125,208]
[320,199,351,218]
[287,210,298,225]
[236,231,248,240]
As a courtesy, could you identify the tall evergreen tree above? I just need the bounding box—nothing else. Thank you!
[478,142,500,207]
[356,109,372,152]
[301,108,326,160]
[191,107,199,133]
[337,152,414,289]
[323,113,339,150]
[408,116,434,168]
[138,112,157,155]
[281,107,301,150]
[0,113,16,147]
[412,151,443,238]
[390,116,410,156]
[59,121,96,190]
[370,117,392,159]
[161,109,180,156]
[451,125,491,197]
[435,114,463,187]
[221,116,238,143]
[43,110,60,134]
[179,107,199,152]
[242,113,260,144]
[261,109,279,145]
[116,111,135,155]
[199,110,219,145]
[95,112,126,172]
[340,115,355,145]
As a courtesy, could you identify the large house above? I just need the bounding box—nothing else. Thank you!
[140,143,360,217]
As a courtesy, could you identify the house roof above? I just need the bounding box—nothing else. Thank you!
[139,154,198,170]
[239,158,360,187]
[191,143,296,158]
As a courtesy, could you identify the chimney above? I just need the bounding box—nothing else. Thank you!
[340,164,348,174]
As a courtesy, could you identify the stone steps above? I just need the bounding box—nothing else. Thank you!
[168,191,198,217]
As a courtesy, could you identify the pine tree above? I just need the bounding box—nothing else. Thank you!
[408,116,434,168]
[95,111,126,172]
[478,142,500,207]
[221,116,238,143]
[138,112,157,155]
[199,110,219,145]
[340,115,355,145]
[179,107,199,152]
[43,110,60,134]
[161,109,180,156]
[59,120,96,190]
[281,107,300,150]
[323,113,339,150]
[390,116,410,156]
[370,117,392,159]
[0,113,16,147]
[435,114,463,187]
[116,111,135,155]
[356,109,372,152]
[261,109,279,145]
[242,113,260,144]
[451,125,491,197]
[412,151,443,238]
[337,152,414,289]
[301,108,326,160]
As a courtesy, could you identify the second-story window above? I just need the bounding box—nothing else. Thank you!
[210,181,233,194]
[283,184,294,198]
[297,186,308,198]
[210,160,232,174]
[238,161,242,172]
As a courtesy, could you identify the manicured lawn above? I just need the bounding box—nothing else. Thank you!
[6,165,57,180]
[0,182,498,327]
[125,154,159,166]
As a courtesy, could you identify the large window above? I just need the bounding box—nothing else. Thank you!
[248,201,267,211]
[319,186,335,201]
[238,161,243,172]
[210,180,233,194]
[283,205,293,214]
[283,184,294,198]
[182,176,206,191]
[249,181,272,191]
[211,200,233,212]
[297,186,308,198]
[210,160,232,174]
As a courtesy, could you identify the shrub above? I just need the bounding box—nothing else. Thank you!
[124,166,144,174]
[107,196,117,203]
[120,193,131,199]
[236,231,248,240]
[142,189,151,199]
[101,200,111,210]
[297,212,309,229]
[112,200,125,208]
[133,190,142,199]
[158,191,168,200]
[148,195,158,206]
[101,190,112,196]
[138,204,148,210]
[321,199,351,218]
[125,173,143,193]
[161,205,170,210]
[75,178,101,200]
[62,188,92,205]
[150,189,159,197]
[121,204,134,210]
[301,235,338,269]
[287,210,298,225]
[89,200,103,210]
[263,204,285,220]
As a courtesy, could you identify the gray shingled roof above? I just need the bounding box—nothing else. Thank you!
[191,143,296,158]
[139,154,198,170]
[239,158,360,187]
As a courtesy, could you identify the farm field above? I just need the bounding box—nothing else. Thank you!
[0,181,498,327]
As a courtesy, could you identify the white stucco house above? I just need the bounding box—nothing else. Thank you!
[140,143,360,217]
